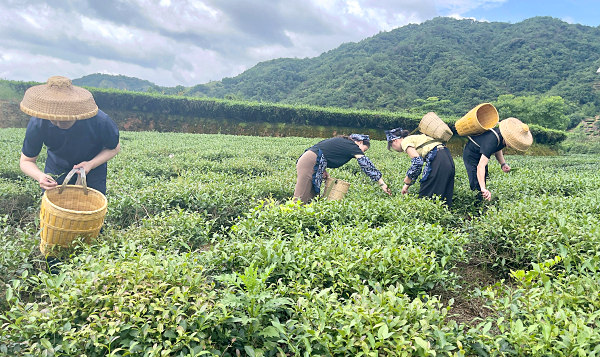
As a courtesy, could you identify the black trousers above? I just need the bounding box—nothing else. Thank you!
[419,147,455,207]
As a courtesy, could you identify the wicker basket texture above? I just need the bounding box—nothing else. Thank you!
[419,112,453,142]
[40,185,107,255]
[455,103,499,136]
[322,178,350,200]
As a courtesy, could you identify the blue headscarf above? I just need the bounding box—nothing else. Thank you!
[349,133,370,142]
[384,127,404,142]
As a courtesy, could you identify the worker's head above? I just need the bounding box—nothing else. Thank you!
[20,76,98,123]
[385,127,409,151]
[498,117,533,152]
[349,134,371,152]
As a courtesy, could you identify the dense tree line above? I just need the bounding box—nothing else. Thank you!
[183,17,600,127]
[5,17,599,133]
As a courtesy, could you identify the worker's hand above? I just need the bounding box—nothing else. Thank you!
[481,188,492,201]
[501,163,511,173]
[322,170,329,180]
[401,184,410,195]
[38,174,58,190]
[73,161,93,175]
[380,183,391,195]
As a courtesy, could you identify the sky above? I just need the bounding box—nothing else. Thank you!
[0,0,598,87]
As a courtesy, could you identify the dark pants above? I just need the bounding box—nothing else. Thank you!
[419,147,455,207]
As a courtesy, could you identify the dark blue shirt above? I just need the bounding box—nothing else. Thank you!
[22,110,119,194]
[462,128,506,166]
[310,137,364,168]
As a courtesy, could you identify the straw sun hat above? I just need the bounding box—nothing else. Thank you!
[20,76,98,121]
[499,117,533,151]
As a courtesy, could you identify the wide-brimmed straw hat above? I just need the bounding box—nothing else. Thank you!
[499,117,533,151]
[20,76,98,121]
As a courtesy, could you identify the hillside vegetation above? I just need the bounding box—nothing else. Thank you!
[186,17,600,116]
[68,17,600,130]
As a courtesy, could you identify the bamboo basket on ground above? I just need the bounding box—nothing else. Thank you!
[455,103,499,136]
[39,168,107,255]
[321,177,350,200]
[419,112,453,142]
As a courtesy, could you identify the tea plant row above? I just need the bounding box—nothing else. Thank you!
[0,129,599,356]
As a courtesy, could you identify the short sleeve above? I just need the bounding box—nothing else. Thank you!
[479,130,503,158]
[95,110,120,149]
[400,136,417,152]
[21,117,45,158]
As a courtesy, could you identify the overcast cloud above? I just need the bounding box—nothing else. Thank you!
[0,0,587,87]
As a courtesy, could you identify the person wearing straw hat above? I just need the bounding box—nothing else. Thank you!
[462,117,533,201]
[19,76,120,195]
[294,134,391,203]
[385,127,455,207]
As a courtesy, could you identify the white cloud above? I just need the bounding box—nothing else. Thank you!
[1,0,580,87]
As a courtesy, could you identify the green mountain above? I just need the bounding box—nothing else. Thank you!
[187,16,600,114]
[73,73,156,92]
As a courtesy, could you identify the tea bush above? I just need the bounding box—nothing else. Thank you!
[471,257,600,355]
[1,128,599,356]
[468,193,600,274]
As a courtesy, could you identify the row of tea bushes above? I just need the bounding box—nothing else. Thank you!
[1,129,600,355]
[1,211,468,356]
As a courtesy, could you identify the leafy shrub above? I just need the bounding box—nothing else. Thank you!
[1,245,220,356]
[471,257,600,356]
[292,285,468,356]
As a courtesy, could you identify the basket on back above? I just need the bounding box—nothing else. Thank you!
[321,177,350,200]
[455,103,499,136]
[39,168,107,255]
[419,112,453,142]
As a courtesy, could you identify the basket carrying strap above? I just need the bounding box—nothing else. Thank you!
[58,168,88,195]
[467,129,500,148]
[322,178,336,197]
[415,139,442,150]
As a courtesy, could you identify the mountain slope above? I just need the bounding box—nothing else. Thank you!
[73,73,157,92]
[188,16,600,113]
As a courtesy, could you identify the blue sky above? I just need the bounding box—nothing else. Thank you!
[459,0,598,26]
[0,0,598,87]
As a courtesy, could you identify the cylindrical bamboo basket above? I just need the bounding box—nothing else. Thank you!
[322,178,350,200]
[455,103,499,136]
[419,112,453,142]
[39,184,107,255]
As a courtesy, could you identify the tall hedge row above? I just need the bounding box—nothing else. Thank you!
[3,80,566,144]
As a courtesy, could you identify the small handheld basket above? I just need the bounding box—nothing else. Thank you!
[321,177,350,200]
[39,168,107,255]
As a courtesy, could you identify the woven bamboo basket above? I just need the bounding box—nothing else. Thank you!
[39,169,107,255]
[455,103,499,136]
[419,112,453,142]
[321,177,350,200]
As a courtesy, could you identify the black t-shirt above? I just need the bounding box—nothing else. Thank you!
[22,110,120,193]
[310,137,363,168]
[462,128,506,167]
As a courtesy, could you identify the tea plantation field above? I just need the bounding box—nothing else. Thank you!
[1,128,599,356]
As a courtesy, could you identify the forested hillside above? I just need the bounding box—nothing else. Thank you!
[186,17,600,115]
[73,74,156,92]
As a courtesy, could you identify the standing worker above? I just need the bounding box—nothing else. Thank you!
[19,76,120,195]
[294,134,391,203]
[385,127,455,207]
[462,117,532,201]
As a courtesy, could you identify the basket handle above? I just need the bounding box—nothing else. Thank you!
[58,168,88,195]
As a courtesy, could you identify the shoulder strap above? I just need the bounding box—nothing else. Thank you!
[468,129,500,148]
[490,128,500,146]
[415,139,441,150]
[467,136,480,148]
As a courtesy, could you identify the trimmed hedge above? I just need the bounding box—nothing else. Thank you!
[2,80,566,144]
